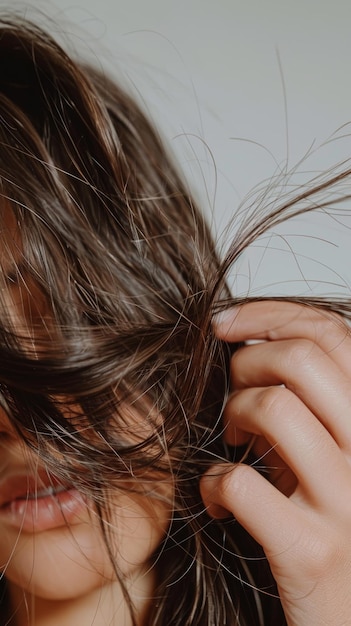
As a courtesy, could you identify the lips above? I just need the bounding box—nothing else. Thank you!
[0,470,87,532]
[0,471,68,508]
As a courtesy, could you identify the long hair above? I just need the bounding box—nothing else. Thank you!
[0,15,350,626]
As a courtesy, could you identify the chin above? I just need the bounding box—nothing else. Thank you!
[1,491,168,605]
[1,521,115,601]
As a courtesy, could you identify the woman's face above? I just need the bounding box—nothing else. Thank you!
[0,210,169,619]
[0,435,168,599]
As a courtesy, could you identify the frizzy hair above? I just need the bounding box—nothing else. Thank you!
[0,14,350,626]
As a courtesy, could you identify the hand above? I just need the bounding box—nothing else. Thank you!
[201,301,351,626]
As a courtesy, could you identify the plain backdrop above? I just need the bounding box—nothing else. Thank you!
[4,0,351,298]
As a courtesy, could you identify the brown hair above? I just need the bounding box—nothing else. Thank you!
[1,14,350,626]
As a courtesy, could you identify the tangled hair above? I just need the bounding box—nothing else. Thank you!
[0,14,351,626]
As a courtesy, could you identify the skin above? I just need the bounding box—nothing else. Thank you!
[0,211,170,625]
[0,427,168,626]
[201,301,351,626]
[5,198,349,623]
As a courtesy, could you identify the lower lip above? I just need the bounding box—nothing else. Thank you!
[0,489,87,533]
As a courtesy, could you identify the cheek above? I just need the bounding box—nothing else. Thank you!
[107,491,171,572]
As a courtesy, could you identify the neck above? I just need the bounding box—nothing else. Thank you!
[6,571,154,626]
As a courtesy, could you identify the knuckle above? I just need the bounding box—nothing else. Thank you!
[255,385,291,419]
[283,338,317,368]
[313,313,350,345]
[288,518,344,579]
[313,308,347,329]
[300,534,341,579]
[217,464,252,503]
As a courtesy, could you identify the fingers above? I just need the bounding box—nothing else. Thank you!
[249,435,298,496]
[229,338,351,450]
[214,302,351,450]
[200,463,305,558]
[223,385,349,504]
[214,301,351,374]
[213,300,351,502]
[207,302,351,625]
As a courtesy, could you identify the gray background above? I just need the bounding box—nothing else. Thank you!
[4,0,351,299]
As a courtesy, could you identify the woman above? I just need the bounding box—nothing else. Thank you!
[0,13,350,626]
